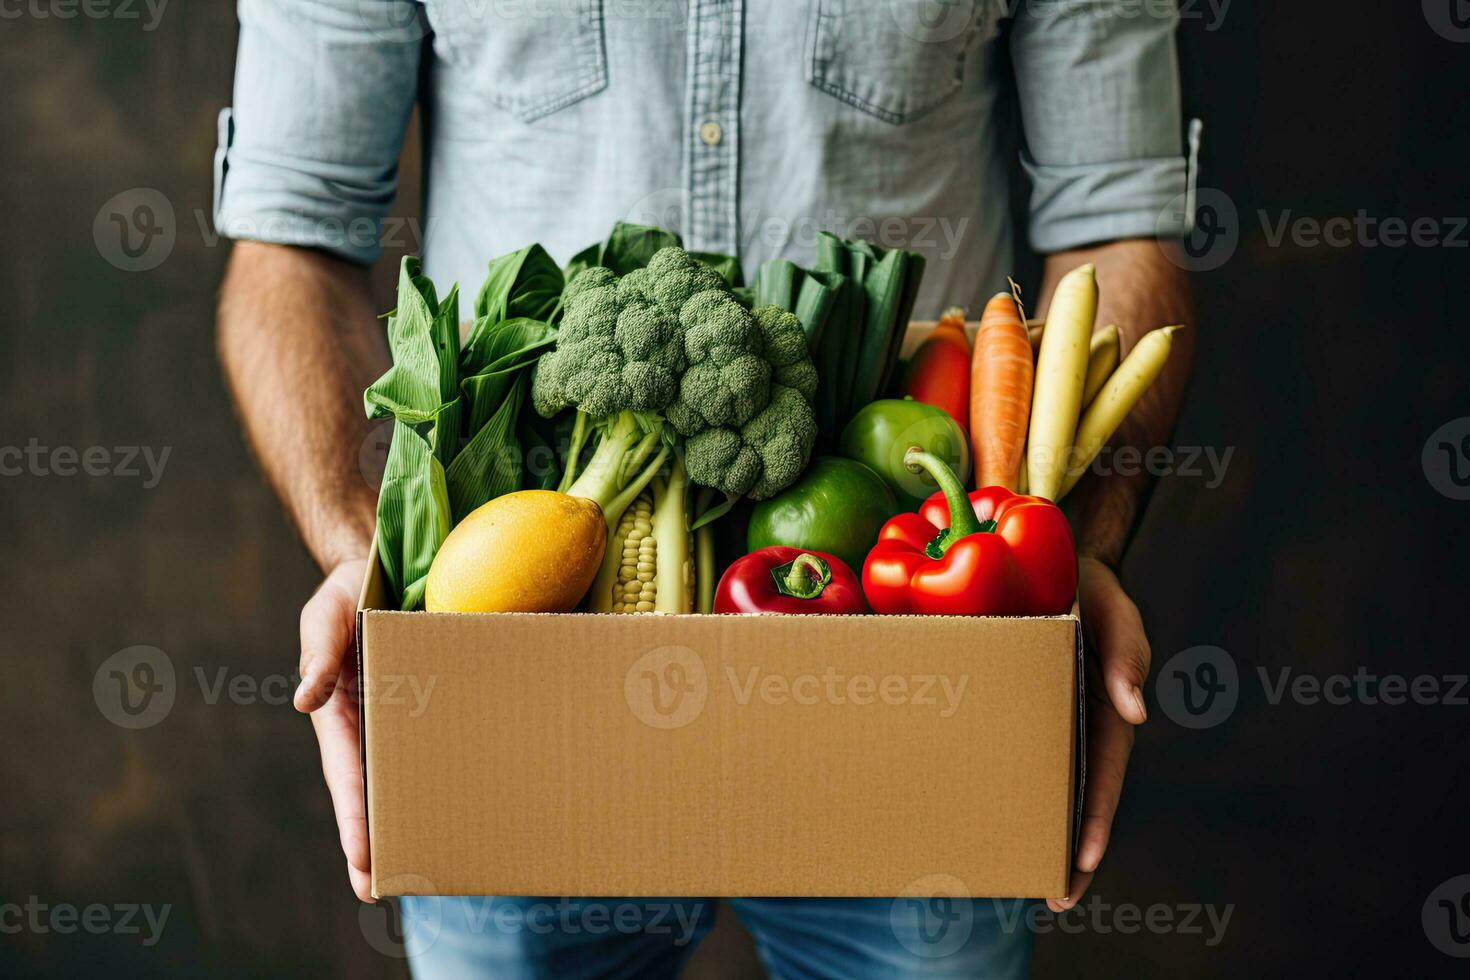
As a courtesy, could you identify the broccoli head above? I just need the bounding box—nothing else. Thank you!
[672,302,819,500]
[684,383,818,500]
[535,246,820,517]
[531,265,686,420]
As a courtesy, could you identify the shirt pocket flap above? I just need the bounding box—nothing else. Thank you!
[425,0,608,123]
[807,0,1000,124]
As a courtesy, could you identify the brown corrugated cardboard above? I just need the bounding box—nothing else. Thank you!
[356,320,1084,900]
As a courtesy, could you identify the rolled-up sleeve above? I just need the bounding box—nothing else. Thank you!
[215,0,423,266]
[1010,0,1187,252]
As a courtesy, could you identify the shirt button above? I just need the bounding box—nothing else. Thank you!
[699,121,722,146]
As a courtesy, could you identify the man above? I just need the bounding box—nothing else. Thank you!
[217,1,1195,976]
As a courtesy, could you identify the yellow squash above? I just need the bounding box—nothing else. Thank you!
[425,490,606,613]
[1058,325,1183,499]
[1026,264,1097,499]
[1081,324,1121,409]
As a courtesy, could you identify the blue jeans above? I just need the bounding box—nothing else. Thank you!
[398,896,1034,979]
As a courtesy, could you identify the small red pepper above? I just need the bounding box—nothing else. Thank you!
[715,547,869,615]
[862,448,1077,616]
[900,307,971,433]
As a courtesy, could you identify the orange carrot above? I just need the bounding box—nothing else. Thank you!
[970,292,1034,490]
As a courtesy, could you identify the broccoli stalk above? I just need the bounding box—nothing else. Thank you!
[650,457,692,613]
[693,486,717,614]
[561,409,669,535]
[555,411,590,493]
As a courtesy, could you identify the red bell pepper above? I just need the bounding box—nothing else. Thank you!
[900,307,971,433]
[862,448,1077,616]
[715,547,869,615]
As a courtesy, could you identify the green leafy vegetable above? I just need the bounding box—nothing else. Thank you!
[470,243,563,330]
[365,251,558,609]
[364,258,463,609]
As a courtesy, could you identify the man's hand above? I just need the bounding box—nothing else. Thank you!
[1034,239,1194,911]
[295,559,374,903]
[1048,556,1149,912]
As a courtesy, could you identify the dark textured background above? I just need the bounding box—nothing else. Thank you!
[4,3,1469,976]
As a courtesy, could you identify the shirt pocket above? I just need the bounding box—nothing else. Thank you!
[423,0,608,122]
[806,0,1000,124]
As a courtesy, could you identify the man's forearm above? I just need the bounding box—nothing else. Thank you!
[218,242,389,572]
[1035,239,1196,567]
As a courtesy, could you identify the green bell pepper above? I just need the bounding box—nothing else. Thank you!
[837,398,971,510]
[747,457,898,573]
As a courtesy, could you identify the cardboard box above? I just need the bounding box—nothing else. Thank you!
[356,320,1084,900]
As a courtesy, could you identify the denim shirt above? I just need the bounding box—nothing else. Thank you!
[216,0,1188,315]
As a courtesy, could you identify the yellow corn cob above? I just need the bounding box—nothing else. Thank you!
[608,491,657,613]
[603,465,696,614]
